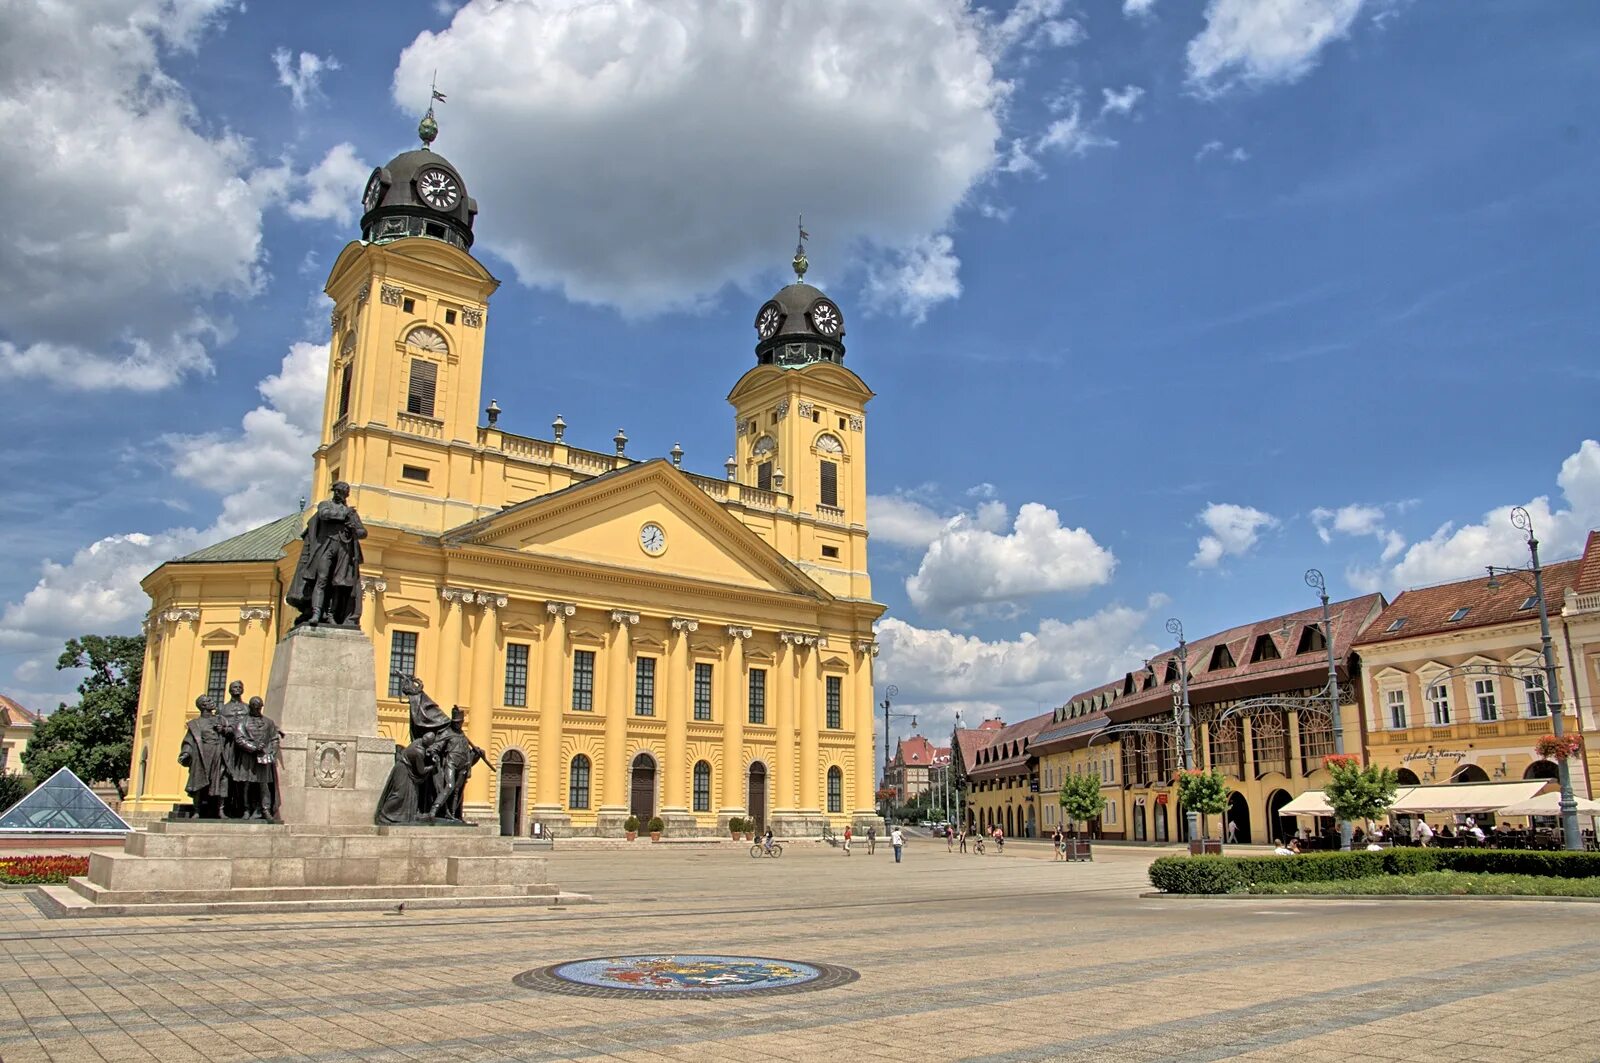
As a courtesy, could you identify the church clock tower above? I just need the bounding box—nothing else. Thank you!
[314,108,501,532]
[727,235,874,600]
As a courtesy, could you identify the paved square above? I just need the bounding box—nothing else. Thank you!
[3,838,1598,1062]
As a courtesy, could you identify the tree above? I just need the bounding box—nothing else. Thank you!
[1176,769,1228,842]
[21,635,145,800]
[1057,773,1106,840]
[0,772,35,815]
[1322,754,1399,836]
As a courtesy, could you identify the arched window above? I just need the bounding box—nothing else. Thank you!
[692,761,712,812]
[568,755,591,810]
[826,766,843,813]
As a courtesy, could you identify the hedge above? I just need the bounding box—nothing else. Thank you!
[1148,849,1600,893]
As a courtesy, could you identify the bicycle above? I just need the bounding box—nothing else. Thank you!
[973,836,986,855]
[749,841,784,858]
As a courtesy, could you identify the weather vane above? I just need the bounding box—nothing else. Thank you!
[792,214,810,281]
[419,71,447,147]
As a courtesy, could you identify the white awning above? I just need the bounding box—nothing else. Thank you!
[1494,791,1600,817]
[1277,790,1337,816]
[1389,781,1555,814]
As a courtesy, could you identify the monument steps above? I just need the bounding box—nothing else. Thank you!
[33,883,593,918]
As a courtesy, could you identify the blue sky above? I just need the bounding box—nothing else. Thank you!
[2,0,1596,741]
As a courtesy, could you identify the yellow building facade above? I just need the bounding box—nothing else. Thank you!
[123,126,885,837]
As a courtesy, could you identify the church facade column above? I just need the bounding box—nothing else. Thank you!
[598,609,638,835]
[462,591,505,819]
[797,635,821,816]
[720,626,751,825]
[772,636,796,818]
[532,600,574,832]
[661,617,697,832]
[436,588,466,714]
[852,639,882,826]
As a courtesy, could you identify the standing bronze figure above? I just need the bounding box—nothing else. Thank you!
[428,708,492,821]
[234,696,283,821]
[287,481,367,627]
[216,680,252,818]
[177,695,226,818]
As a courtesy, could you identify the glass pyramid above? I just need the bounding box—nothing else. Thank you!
[0,768,131,833]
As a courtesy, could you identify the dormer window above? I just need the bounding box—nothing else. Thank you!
[1448,607,1471,623]
[1518,595,1539,611]
[1386,618,1407,632]
[1249,634,1281,663]
[1295,625,1327,654]
[1207,644,1236,671]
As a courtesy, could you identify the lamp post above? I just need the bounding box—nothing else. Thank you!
[1167,618,1201,846]
[1487,506,1582,851]
[880,684,915,826]
[1305,568,1352,851]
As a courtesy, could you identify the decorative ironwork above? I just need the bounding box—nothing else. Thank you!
[1251,711,1287,779]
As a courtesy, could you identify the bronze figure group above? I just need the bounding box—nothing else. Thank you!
[178,681,281,821]
[376,674,492,825]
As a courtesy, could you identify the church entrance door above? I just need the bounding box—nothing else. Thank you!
[747,762,767,830]
[497,750,525,837]
[630,754,657,824]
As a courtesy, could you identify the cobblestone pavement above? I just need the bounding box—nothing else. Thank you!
[3,838,1598,1062]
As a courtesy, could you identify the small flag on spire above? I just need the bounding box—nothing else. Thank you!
[432,89,448,102]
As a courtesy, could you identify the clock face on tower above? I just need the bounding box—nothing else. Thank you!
[639,522,667,556]
[756,304,782,340]
[362,170,386,213]
[416,168,461,210]
[809,301,841,336]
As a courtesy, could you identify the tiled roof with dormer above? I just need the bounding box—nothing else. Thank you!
[1356,559,1582,647]
[967,710,1052,780]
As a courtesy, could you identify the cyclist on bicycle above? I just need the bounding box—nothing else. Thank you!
[762,827,774,854]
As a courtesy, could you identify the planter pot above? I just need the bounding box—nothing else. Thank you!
[1065,839,1093,862]
[650,832,662,843]
[625,831,637,841]
[744,832,754,842]
[1188,839,1222,856]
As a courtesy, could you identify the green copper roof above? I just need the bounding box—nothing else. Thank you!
[174,513,300,564]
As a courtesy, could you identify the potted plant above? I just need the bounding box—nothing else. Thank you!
[624,815,639,841]
[728,816,743,839]
[745,823,756,841]
[1057,773,1106,861]
[1176,769,1228,855]
[1536,734,1583,760]
[648,816,665,842]
[1323,754,1400,851]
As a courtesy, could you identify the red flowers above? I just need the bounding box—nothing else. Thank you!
[0,855,90,884]
[1535,734,1583,761]
[1323,754,1361,770]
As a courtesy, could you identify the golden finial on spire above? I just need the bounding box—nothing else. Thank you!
[792,214,810,280]
[419,71,447,147]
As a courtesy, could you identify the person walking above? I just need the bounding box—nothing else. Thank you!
[867,825,876,855]
[1414,817,1433,848]
[945,825,954,853]
[1226,818,1239,844]
[958,827,968,854]
[1051,827,1064,861]
[891,825,905,864]
[842,824,852,855]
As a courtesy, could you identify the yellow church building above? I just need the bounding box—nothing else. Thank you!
[123,115,885,838]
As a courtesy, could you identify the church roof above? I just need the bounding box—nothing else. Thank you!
[0,694,39,726]
[174,513,300,564]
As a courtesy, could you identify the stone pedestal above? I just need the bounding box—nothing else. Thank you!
[660,810,700,838]
[595,810,631,838]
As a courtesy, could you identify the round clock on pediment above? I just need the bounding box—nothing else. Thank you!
[416,167,462,211]
[362,168,389,213]
[755,303,782,340]
[639,521,667,557]
[808,300,841,337]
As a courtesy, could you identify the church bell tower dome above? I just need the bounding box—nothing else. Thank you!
[358,109,478,250]
[752,222,846,368]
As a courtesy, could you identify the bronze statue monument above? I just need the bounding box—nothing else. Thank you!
[177,695,226,818]
[286,481,367,627]
[234,696,283,821]
[216,680,252,818]
[376,675,491,824]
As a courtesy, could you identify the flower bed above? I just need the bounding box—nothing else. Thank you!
[1148,850,1600,894]
[0,855,91,885]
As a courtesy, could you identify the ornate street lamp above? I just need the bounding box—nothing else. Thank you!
[1167,618,1201,845]
[1486,506,1582,851]
[880,684,915,826]
[1306,568,1352,851]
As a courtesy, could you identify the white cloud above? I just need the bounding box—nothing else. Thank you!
[862,233,962,324]
[1036,95,1114,156]
[1191,502,1279,568]
[0,0,278,391]
[1196,139,1250,163]
[875,600,1163,734]
[1124,0,1158,16]
[1313,502,1406,565]
[0,340,326,657]
[868,495,951,551]
[1351,440,1600,592]
[907,502,1117,614]
[1100,85,1144,117]
[393,0,1011,319]
[287,143,370,227]
[273,48,340,110]
[1187,0,1371,93]
[988,0,1084,52]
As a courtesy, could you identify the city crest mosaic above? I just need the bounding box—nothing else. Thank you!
[513,954,859,999]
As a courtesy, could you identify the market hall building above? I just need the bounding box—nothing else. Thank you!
[122,115,886,838]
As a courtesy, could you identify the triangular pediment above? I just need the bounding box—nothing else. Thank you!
[443,461,831,602]
[200,627,238,645]
[385,605,430,624]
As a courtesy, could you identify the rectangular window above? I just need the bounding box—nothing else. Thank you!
[820,460,838,507]
[1386,689,1407,729]
[1105,802,1117,825]
[1449,607,1471,622]
[757,461,772,491]
[337,362,353,418]
[387,632,417,698]
[206,650,229,703]
[401,297,415,313]
[827,770,842,813]
[1427,682,1451,726]
[748,668,767,724]
[504,643,529,707]
[825,675,842,729]
[1474,678,1498,722]
[693,764,711,812]
[571,650,595,711]
[444,308,457,325]
[635,657,656,716]
[821,545,839,559]
[694,662,714,721]
[400,464,430,482]
[569,757,590,810]
[406,358,438,417]
[1524,675,1548,717]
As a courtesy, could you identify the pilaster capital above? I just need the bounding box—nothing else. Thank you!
[440,586,468,607]
[726,625,753,641]
[546,600,577,619]
[361,576,389,598]
[239,606,273,626]
[160,608,200,625]
[670,617,700,633]
[472,591,508,609]
[778,630,821,648]
[611,609,641,626]
[854,639,878,657]
[379,283,405,306]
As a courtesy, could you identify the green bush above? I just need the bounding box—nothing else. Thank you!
[624,815,640,833]
[647,816,665,834]
[1148,856,1243,894]
[1380,847,1439,875]
[1148,848,1600,893]
[728,816,744,834]
[1433,849,1600,879]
